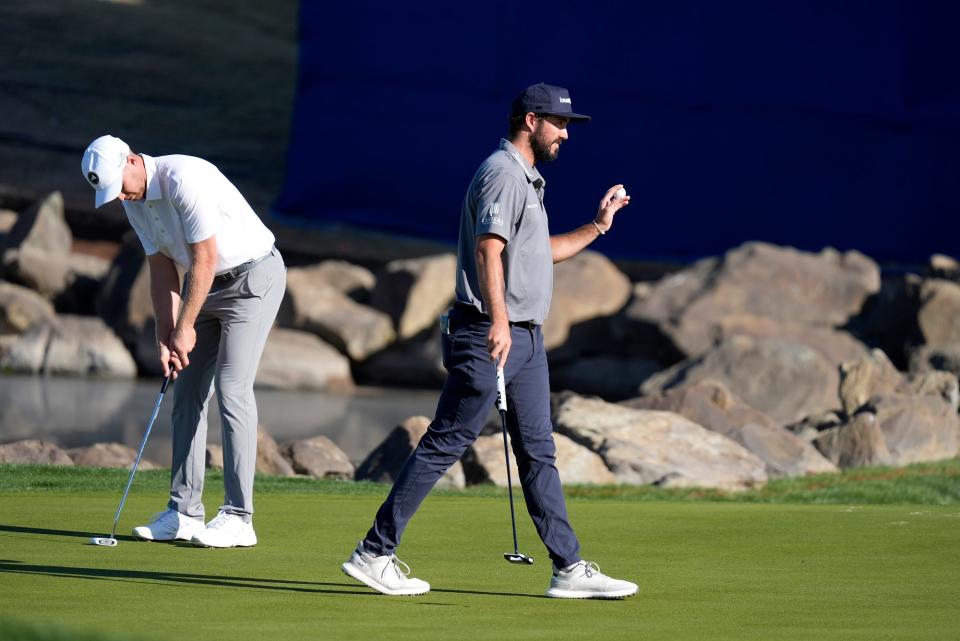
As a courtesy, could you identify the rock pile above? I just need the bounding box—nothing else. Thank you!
[2,189,958,489]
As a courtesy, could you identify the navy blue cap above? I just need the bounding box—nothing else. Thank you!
[511,83,591,122]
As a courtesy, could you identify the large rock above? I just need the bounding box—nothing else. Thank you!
[257,428,296,477]
[42,316,137,378]
[550,355,662,401]
[786,411,844,442]
[462,434,519,486]
[354,326,446,389]
[0,439,73,465]
[66,252,111,281]
[369,253,457,340]
[910,342,960,379]
[928,254,959,281]
[56,251,114,315]
[67,442,159,470]
[0,334,15,360]
[0,192,71,255]
[288,261,376,300]
[0,281,55,334]
[841,350,959,415]
[1,315,137,377]
[867,389,960,465]
[97,231,158,374]
[0,209,16,236]
[1,192,73,298]
[813,413,892,468]
[278,272,394,361]
[543,251,632,350]
[640,335,840,425]
[907,370,959,411]
[206,444,224,470]
[462,432,615,486]
[2,247,72,299]
[626,243,879,358]
[552,393,768,489]
[255,328,354,391]
[838,349,904,416]
[623,380,836,478]
[355,416,465,489]
[627,256,718,328]
[281,436,354,479]
[815,370,960,468]
[713,314,868,365]
[1,322,51,374]
[916,279,960,347]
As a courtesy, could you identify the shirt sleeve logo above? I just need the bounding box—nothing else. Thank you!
[480,202,504,226]
[87,172,99,185]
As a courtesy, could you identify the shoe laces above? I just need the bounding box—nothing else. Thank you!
[206,512,233,530]
[571,560,601,578]
[382,555,412,581]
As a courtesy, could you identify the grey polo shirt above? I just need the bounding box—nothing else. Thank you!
[455,139,553,325]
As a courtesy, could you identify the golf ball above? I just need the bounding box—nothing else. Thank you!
[613,188,627,200]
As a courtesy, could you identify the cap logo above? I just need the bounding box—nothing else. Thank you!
[559,97,571,104]
[88,172,99,185]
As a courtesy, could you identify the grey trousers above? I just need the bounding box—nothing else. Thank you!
[167,248,286,523]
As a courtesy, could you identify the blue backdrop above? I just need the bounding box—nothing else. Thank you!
[274,1,960,261]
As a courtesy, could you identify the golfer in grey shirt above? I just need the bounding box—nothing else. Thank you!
[342,83,638,599]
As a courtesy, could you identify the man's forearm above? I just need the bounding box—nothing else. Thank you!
[148,255,181,339]
[176,259,214,332]
[175,236,218,332]
[477,245,509,322]
[550,222,603,263]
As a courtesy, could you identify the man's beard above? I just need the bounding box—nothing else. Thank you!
[531,127,561,163]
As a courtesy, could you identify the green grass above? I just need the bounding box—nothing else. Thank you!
[3,458,959,504]
[0,463,958,641]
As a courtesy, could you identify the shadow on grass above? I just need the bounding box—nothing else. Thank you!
[0,524,138,542]
[0,556,544,600]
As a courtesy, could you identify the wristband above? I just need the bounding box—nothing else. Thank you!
[592,220,606,236]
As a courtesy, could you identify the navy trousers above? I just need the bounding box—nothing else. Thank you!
[364,306,582,569]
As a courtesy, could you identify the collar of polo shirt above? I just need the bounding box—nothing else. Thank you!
[499,139,546,190]
[142,154,163,201]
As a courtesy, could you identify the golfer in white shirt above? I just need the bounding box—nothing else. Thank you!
[81,135,286,548]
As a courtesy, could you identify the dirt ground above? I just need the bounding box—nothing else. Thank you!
[0,0,298,238]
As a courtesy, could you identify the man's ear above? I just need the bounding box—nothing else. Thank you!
[524,112,539,132]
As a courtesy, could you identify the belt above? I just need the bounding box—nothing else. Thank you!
[213,247,275,285]
[452,303,538,331]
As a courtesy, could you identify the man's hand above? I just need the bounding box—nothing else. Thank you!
[157,334,184,379]
[594,183,631,233]
[169,324,197,369]
[487,319,512,366]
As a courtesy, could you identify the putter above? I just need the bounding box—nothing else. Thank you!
[496,362,534,565]
[90,375,171,547]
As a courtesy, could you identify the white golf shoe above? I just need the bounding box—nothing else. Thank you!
[546,561,639,599]
[132,509,205,542]
[190,511,258,548]
[341,541,430,596]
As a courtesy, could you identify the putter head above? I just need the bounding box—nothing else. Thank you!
[504,552,534,565]
[90,536,118,547]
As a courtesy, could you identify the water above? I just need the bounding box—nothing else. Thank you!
[0,375,439,466]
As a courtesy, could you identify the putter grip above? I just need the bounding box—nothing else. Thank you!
[496,367,507,412]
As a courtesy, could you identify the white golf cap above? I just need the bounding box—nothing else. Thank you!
[81,135,131,208]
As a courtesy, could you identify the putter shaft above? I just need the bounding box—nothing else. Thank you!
[108,376,170,540]
[496,365,531,563]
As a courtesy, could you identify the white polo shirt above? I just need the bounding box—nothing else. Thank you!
[123,154,275,273]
